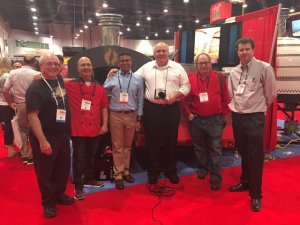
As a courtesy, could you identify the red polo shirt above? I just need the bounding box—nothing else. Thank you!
[181,70,230,117]
[65,79,108,137]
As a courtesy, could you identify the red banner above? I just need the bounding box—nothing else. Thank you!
[210,1,232,24]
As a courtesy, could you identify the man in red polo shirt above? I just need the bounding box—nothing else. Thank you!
[65,56,108,200]
[181,53,230,190]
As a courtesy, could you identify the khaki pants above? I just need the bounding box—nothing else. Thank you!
[109,111,137,180]
[16,103,32,158]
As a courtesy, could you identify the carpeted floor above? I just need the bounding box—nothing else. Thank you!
[1,132,300,225]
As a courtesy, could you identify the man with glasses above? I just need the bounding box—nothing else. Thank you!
[227,38,277,212]
[181,53,230,190]
[26,53,74,218]
[104,53,144,190]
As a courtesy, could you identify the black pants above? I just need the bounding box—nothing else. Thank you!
[0,105,14,145]
[71,136,100,190]
[143,100,180,177]
[232,112,265,199]
[30,133,71,207]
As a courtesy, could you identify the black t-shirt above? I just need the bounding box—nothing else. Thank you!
[26,75,71,136]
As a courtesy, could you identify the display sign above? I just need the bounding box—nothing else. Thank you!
[210,1,232,24]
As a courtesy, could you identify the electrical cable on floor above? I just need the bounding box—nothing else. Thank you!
[276,138,300,149]
[146,182,184,225]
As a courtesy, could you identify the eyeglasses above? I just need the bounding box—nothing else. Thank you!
[196,61,210,66]
[45,62,60,67]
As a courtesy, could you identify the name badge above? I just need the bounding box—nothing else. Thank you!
[56,109,66,123]
[81,99,91,111]
[199,92,209,103]
[236,84,246,96]
[120,92,129,104]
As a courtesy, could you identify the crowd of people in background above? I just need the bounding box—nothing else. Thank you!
[0,37,277,218]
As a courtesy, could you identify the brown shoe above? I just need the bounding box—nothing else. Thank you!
[115,179,124,190]
[123,174,135,183]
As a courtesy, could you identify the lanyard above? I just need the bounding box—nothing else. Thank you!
[41,75,65,109]
[196,73,210,92]
[79,78,96,100]
[155,67,168,91]
[118,71,132,93]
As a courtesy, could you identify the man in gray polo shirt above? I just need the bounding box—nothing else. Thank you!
[3,54,40,164]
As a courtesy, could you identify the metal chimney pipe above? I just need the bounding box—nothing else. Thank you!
[98,14,124,46]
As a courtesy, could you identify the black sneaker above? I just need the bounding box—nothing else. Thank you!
[84,180,104,188]
[43,206,56,218]
[22,157,28,164]
[74,190,86,200]
[56,194,74,205]
[26,158,34,165]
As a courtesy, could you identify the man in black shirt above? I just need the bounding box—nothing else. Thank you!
[26,53,74,218]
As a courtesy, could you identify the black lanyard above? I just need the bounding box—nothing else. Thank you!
[118,71,132,93]
[79,78,96,100]
[155,67,168,91]
[196,73,210,92]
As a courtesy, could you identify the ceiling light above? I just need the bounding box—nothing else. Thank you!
[76,33,80,37]
[146,15,151,21]
[95,12,100,17]
[75,36,78,39]
[79,29,83,33]
[127,27,131,31]
[242,4,248,8]
[32,16,38,20]
[195,18,200,23]
[35,31,39,34]
[163,8,168,13]
[84,25,88,29]
[33,22,37,26]
[178,24,182,29]
[136,22,140,26]
[102,1,108,8]
[30,8,36,12]
[166,29,170,33]
[50,35,53,38]
[88,19,93,24]
[155,32,158,37]
[119,31,123,35]
[145,36,149,40]
[183,0,189,3]
[34,27,38,30]
[289,7,295,13]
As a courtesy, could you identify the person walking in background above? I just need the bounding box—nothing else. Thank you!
[227,38,277,212]
[3,54,40,164]
[104,52,144,190]
[0,57,19,157]
[26,53,74,218]
[65,56,108,200]
[181,53,230,190]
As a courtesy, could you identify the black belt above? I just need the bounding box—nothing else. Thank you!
[111,110,135,114]
[193,113,222,119]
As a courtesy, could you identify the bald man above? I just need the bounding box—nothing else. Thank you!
[65,56,108,200]
[136,42,190,184]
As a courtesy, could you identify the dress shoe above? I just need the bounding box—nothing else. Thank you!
[43,206,56,218]
[229,183,249,192]
[166,173,179,184]
[56,194,74,205]
[115,179,124,190]
[148,175,158,185]
[251,198,262,212]
[123,174,135,183]
[197,170,208,179]
[211,180,221,190]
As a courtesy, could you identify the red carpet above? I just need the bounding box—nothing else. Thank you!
[1,132,300,225]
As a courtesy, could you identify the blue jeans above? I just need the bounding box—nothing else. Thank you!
[190,114,223,181]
